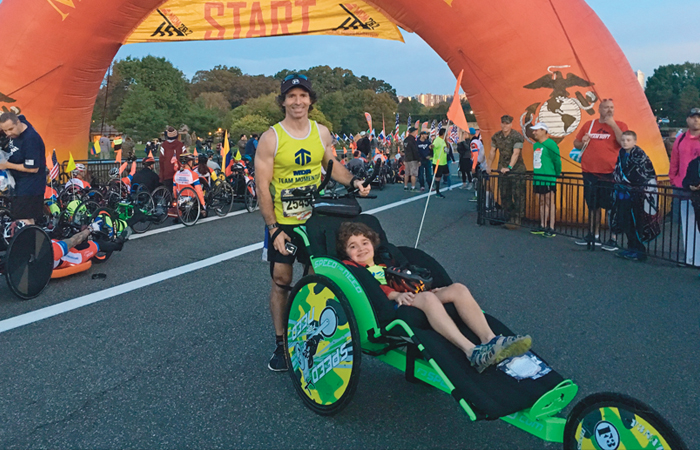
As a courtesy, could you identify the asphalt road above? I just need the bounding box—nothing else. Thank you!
[0,179,697,449]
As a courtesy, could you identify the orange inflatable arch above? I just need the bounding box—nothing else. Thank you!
[0,0,667,174]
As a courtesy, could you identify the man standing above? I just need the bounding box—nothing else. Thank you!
[356,131,370,158]
[573,99,627,248]
[487,115,526,227]
[402,127,419,191]
[457,129,474,189]
[159,126,186,188]
[416,131,432,192]
[430,128,449,198]
[244,133,259,160]
[255,74,370,371]
[98,135,111,160]
[670,108,700,266]
[237,134,248,155]
[0,112,46,223]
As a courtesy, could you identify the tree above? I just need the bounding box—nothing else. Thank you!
[645,62,700,125]
[191,65,277,109]
[184,97,224,137]
[113,84,168,141]
[230,114,272,140]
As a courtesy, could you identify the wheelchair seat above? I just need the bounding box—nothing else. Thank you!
[303,213,570,420]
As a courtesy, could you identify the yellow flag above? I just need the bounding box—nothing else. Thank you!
[66,152,77,174]
[234,149,242,161]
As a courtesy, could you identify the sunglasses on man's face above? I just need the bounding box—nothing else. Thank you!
[284,73,308,81]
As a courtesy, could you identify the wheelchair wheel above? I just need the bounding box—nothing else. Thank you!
[57,184,83,209]
[151,186,172,225]
[4,226,53,300]
[285,274,362,416]
[210,182,234,217]
[131,191,154,234]
[0,208,13,249]
[244,180,258,213]
[177,187,201,226]
[563,392,688,450]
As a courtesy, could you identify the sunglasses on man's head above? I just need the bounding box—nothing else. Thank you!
[284,73,308,81]
[690,108,700,116]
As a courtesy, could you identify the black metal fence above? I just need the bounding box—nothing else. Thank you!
[475,171,700,267]
[60,159,161,185]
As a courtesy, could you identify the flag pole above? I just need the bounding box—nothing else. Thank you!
[415,119,451,248]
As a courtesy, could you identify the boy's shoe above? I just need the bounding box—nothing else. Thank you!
[403,186,409,191]
[601,239,619,252]
[435,193,446,198]
[575,234,601,246]
[268,344,288,372]
[490,335,532,364]
[530,226,546,235]
[460,184,468,189]
[468,343,499,373]
[410,187,418,193]
[543,228,556,238]
[420,187,425,192]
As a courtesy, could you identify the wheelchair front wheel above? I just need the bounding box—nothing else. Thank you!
[285,274,362,416]
[177,187,201,227]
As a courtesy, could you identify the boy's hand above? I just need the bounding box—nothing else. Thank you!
[395,292,415,306]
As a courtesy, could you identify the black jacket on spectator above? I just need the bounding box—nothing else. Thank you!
[131,167,160,192]
[683,156,700,232]
[403,135,419,162]
[356,137,370,157]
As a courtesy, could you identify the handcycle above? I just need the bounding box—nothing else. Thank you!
[173,168,234,227]
[0,205,122,300]
[227,160,258,213]
[281,161,688,449]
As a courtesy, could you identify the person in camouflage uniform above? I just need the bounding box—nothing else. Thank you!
[487,115,526,226]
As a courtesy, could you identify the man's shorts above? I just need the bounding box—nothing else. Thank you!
[533,184,556,195]
[582,172,614,210]
[434,164,450,177]
[405,160,419,177]
[264,223,310,266]
[10,195,43,221]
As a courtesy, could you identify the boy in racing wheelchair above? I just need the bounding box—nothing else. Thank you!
[337,221,531,373]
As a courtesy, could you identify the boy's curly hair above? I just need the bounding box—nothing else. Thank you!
[336,222,380,258]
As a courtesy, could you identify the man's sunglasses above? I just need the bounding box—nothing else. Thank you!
[689,108,700,116]
[284,73,308,81]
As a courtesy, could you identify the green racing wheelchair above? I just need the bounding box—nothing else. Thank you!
[281,161,687,450]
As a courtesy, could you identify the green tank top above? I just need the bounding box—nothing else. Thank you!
[270,120,325,225]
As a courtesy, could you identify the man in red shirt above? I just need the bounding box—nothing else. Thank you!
[159,126,186,188]
[573,99,628,248]
[670,108,700,266]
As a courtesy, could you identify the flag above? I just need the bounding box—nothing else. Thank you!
[364,112,372,133]
[48,149,59,180]
[371,128,376,137]
[415,120,421,130]
[343,133,348,141]
[382,114,386,139]
[430,120,437,139]
[407,114,412,129]
[147,150,153,160]
[378,130,385,141]
[221,130,230,163]
[90,136,100,156]
[447,70,471,131]
[394,112,400,134]
[332,147,338,157]
[437,120,443,131]
[193,148,198,157]
[115,149,122,165]
[450,125,459,143]
[66,152,77,174]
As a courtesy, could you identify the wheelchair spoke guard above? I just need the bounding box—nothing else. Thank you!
[286,274,361,416]
[4,226,53,300]
[563,392,687,450]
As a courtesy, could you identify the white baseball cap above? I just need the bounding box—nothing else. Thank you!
[530,123,549,132]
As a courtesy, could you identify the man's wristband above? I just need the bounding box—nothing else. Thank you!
[267,222,279,230]
[508,165,513,170]
[349,176,360,189]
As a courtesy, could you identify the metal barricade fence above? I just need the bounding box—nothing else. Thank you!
[476,171,699,267]
[60,159,161,185]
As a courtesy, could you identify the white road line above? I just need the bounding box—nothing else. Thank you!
[0,184,465,334]
[130,208,254,240]
[0,243,263,334]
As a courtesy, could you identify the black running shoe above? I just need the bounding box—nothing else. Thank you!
[268,344,288,372]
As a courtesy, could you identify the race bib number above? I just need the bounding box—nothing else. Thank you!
[281,186,314,220]
[533,150,542,169]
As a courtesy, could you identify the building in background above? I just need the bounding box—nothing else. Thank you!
[398,93,468,107]
[636,70,645,88]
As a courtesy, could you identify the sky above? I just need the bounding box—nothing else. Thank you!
[104,1,698,96]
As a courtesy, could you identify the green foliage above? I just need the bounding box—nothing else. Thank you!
[191,65,278,108]
[645,62,700,125]
[275,65,397,101]
[230,114,272,140]
[113,84,168,141]
[184,97,223,137]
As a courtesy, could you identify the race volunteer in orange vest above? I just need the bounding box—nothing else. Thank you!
[255,73,370,372]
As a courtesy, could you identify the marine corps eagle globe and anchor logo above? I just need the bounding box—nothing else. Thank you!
[520,65,598,144]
